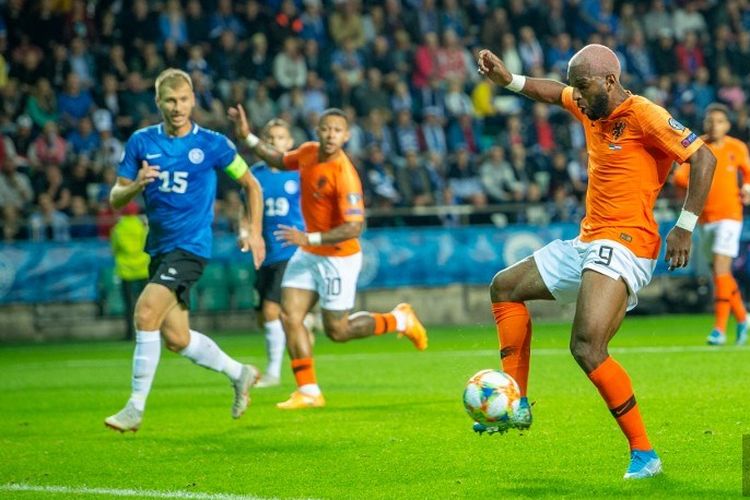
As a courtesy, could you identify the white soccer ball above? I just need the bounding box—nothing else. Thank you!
[463,369,521,428]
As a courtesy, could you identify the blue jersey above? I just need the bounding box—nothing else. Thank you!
[118,123,237,259]
[252,162,304,265]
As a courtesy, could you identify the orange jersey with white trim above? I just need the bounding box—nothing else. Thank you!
[561,86,704,259]
[283,142,365,257]
[672,136,750,223]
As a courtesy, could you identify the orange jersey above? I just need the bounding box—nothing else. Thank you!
[561,86,704,259]
[672,136,750,223]
[283,142,365,257]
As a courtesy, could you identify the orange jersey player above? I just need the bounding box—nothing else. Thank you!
[228,105,428,410]
[672,103,750,346]
[477,44,716,478]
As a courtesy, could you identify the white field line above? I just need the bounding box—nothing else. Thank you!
[0,344,746,370]
[0,483,303,500]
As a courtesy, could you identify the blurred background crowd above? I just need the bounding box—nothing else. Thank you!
[0,0,748,241]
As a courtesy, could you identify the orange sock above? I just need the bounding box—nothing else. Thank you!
[372,313,397,335]
[726,275,748,323]
[714,274,734,332]
[291,357,317,388]
[588,356,651,451]
[492,302,531,396]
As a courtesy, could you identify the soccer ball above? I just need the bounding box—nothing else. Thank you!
[463,369,521,428]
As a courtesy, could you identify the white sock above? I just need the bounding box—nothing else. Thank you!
[264,319,286,379]
[298,383,321,396]
[128,329,161,412]
[391,308,407,331]
[180,329,243,381]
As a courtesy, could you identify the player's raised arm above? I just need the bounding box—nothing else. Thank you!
[110,160,160,210]
[477,49,565,105]
[665,144,716,269]
[228,104,286,170]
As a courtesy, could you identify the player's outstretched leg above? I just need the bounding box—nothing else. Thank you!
[176,328,259,418]
[480,257,554,434]
[573,270,661,479]
[350,304,428,350]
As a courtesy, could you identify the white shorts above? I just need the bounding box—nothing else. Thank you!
[533,238,656,311]
[281,249,362,311]
[700,219,742,258]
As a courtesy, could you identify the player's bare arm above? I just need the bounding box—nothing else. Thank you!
[236,170,266,269]
[109,160,160,209]
[477,49,564,105]
[274,221,363,247]
[227,104,286,170]
[664,144,717,269]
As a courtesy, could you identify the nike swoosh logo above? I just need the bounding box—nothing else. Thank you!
[146,153,162,159]
[159,274,176,281]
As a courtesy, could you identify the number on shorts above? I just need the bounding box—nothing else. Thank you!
[325,277,341,296]
[594,245,614,266]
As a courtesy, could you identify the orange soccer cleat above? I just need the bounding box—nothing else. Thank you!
[276,391,326,410]
[394,303,428,351]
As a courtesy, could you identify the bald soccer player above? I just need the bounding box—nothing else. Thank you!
[476,45,716,479]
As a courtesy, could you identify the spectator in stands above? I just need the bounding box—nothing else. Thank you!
[500,33,523,76]
[446,147,486,208]
[397,150,437,208]
[0,149,33,215]
[518,26,545,73]
[364,109,395,158]
[110,201,149,340]
[273,37,307,91]
[444,78,474,119]
[68,37,95,89]
[120,72,156,131]
[209,0,245,40]
[331,36,365,87]
[642,0,673,41]
[367,35,398,87]
[329,0,365,49]
[57,72,95,130]
[420,106,448,157]
[390,80,415,116]
[716,65,746,111]
[447,112,481,154]
[159,0,188,47]
[121,0,159,58]
[480,145,521,203]
[69,195,97,239]
[673,1,706,41]
[10,115,33,165]
[300,0,328,48]
[28,122,67,170]
[1,79,24,123]
[93,110,123,170]
[24,78,58,129]
[185,0,210,45]
[675,31,705,76]
[301,72,328,117]
[625,30,655,87]
[245,84,277,131]
[30,192,70,242]
[269,0,303,48]
[363,144,400,208]
[353,68,390,118]
[412,32,439,90]
[393,109,421,157]
[139,43,166,87]
[67,155,95,200]
[731,31,750,76]
[529,103,556,157]
[436,29,471,83]
[64,0,96,44]
[547,33,576,78]
[66,116,100,157]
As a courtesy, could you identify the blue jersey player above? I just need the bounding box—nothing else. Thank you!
[245,119,304,388]
[105,69,265,433]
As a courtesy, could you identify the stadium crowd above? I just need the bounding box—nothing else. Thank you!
[0,0,749,241]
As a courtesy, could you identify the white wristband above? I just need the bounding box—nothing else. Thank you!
[505,74,526,93]
[675,209,699,232]
[307,232,322,246]
[245,133,260,148]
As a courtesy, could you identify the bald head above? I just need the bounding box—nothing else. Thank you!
[567,44,621,81]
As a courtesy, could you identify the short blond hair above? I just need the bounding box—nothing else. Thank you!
[155,68,193,100]
[261,118,291,139]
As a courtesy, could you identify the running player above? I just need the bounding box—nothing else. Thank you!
[228,105,427,410]
[477,45,716,478]
[104,69,265,432]
[673,103,750,346]
[243,118,304,387]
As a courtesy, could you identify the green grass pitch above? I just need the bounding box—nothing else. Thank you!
[1,314,748,499]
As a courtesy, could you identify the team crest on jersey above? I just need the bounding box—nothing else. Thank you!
[668,118,686,131]
[188,148,205,164]
[284,179,299,194]
[347,193,362,205]
[612,121,626,139]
